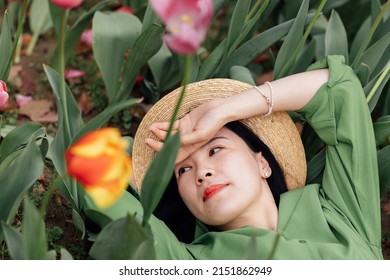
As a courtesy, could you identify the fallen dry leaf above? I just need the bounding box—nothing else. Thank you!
[18,99,58,123]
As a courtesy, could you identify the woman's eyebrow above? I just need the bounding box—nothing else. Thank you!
[200,136,228,150]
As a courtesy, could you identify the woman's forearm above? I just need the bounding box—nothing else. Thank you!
[221,68,330,123]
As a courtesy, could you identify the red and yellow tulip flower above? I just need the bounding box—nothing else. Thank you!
[65,128,132,208]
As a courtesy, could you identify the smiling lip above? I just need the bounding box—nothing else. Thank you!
[203,184,229,202]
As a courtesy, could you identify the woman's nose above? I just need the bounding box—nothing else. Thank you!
[197,171,213,185]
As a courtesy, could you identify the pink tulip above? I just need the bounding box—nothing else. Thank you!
[51,0,84,9]
[15,94,33,107]
[65,69,86,79]
[150,0,213,55]
[0,80,9,108]
[116,6,134,14]
[81,28,93,47]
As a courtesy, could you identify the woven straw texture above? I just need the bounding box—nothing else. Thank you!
[132,78,307,192]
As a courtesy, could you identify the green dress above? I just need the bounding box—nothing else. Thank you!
[86,56,383,260]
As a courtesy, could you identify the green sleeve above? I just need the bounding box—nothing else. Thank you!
[297,55,381,248]
[84,191,192,259]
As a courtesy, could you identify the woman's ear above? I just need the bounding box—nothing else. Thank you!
[256,152,272,178]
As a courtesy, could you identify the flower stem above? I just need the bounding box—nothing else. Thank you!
[366,62,390,103]
[166,55,192,139]
[59,9,72,141]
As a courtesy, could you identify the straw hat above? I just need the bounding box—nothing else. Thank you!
[132,78,307,192]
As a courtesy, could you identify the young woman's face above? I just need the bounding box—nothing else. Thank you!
[174,127,271,230]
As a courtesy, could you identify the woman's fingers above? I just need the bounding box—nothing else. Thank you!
[150,121,179,131]
[145,138,163,152]
[149,125,179,141]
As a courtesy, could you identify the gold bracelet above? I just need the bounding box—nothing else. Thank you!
[254,82,274,116]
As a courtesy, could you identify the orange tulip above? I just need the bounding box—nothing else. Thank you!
[65,128,132,208]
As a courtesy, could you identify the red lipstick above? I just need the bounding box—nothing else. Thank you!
[203,184,229,202]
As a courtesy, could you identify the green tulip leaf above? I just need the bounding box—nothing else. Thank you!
[226,0,251,53]
[89,213,155,260]
[116,23,164,103]
[229,65,255,85]
[0,11,13,80]
[219,14,315,77]
[365,65,390,112]
[141,132,180,225]
[0,136,44,224]
[1,222,25,260]
[373,116,390,146]
[93,11,142,103]
[273,0,310,80]
[0,122,45,164]
[27,0,53,55]
[325,10,349,64]
[354,33,390,79]
[141,1,159,32]
[23,198,48,260]
[72,98,142,143]
[378,145,390,197]
[197,39,226,81]
[306,148,326,185]
[350,18,370,63]
[289,39,316,75]
[149,43,181,91]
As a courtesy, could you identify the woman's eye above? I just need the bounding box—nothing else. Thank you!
[178,166,191,176]
[209,147,222,156]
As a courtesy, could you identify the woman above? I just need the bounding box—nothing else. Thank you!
[89,56,383,259]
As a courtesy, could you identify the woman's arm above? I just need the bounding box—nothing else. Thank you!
[146,68,329,162]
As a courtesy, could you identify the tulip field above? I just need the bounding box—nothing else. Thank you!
[0,0,389,261]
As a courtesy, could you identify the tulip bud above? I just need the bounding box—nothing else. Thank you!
[0,80,9,108]
[51,0,84,9]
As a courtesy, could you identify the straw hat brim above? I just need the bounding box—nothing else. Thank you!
[132,78,307,192]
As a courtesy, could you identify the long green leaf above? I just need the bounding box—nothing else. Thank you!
[26,0,53,55]
[116,23,164,103]
[23,198,48,260]
[93,11,142,103]
[44,65,83,136]
[0,122,45,163]
[350,17,370,62]
[89,214,155,260]
[148,43,179,90]
[218,14,315,77]
[229,0,270,56]
[378,145,390,197]
[44,64,83,209]
[229,65,255,85]
[226,0,251,53]
[0,136,44,224]
[141,133,180,226]
[325,10,349,64]
[373,117,390,146]
[0,11,13,80]
[351,0,390,69]
[273,0,309,79]
[1,223,25,260]
[354,33,390,78]
[73,98,142,142]
[141,1,159,32]
[366,62,390,112]
[196,39,227,81]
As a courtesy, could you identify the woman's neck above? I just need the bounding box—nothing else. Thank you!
[216,183,278,231]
